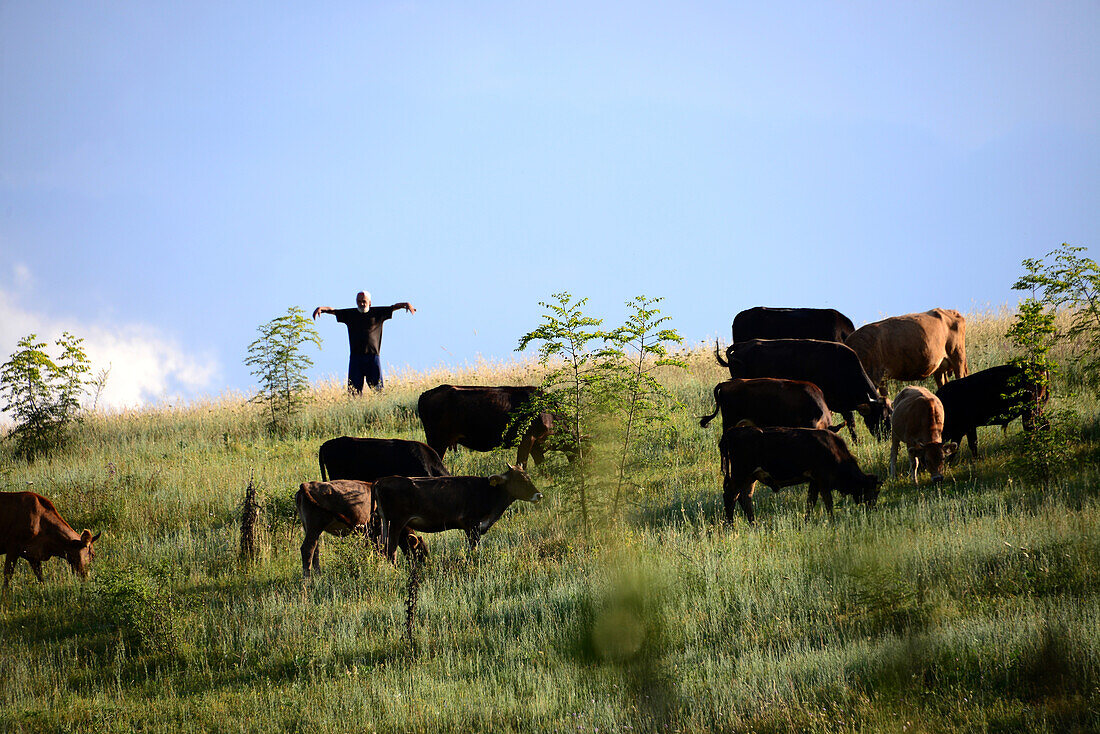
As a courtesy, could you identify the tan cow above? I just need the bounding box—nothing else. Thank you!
[889,386,957,483]
[845,308,968,399]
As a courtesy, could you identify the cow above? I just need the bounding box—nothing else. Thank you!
[935,363,1048,458]
[844,308,968,398]
[889,386,957,483]
[295,480,426,578]
[318,436,449,482]
[716,338,890,440]
[1,491,101,588]
[418,385,559,467]
[732,306,856,343]
[698,378,839,433]
[718,425,880,523]
[376,465,543,562]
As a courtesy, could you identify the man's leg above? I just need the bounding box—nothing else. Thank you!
[347,355,367,394]
[365,354,383,390]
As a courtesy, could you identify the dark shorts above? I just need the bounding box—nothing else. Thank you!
[348,354,383,393]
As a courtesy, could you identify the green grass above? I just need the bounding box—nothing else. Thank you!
[1,312,1098,732]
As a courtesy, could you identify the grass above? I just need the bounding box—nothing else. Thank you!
[1,312,1099,732]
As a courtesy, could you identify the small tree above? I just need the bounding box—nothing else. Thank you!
[516,292,611,538]
[245,307,322,435]
[0,332,92,460]
[1013,244,1100,388]
[1006,277,1073,490]
[603,296,686,511]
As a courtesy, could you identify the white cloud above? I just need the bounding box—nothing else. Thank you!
[0,285,218,418]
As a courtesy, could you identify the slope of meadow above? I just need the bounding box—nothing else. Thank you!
[1,312,1098,733]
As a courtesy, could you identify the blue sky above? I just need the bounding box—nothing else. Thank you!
[2,1,1098,409]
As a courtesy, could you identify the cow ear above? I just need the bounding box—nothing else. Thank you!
[80,529,93,544]
[91,531,102,543]
[489,474,505,486]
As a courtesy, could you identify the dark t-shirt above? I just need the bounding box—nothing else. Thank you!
[335,306,396,355]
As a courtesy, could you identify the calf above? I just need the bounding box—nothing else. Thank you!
[935,364,1047,458]
[295,480,425,578]
[699,377,838,433]
[376,465,543,562]
[1,491,101,588]
[718,426,880,523]
[889,386,956,483]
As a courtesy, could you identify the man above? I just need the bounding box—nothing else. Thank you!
[313,291,415,392]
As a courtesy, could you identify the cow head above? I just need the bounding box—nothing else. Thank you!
[856,474,881,508]
[856,399,892,438]
[490,465,543,504]
[909,441,957,483]
[67,529,101,579]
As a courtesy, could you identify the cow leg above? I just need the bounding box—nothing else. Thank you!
[889,438,900,479]
[821,488,835,519]
[910,456,920,484]
[301,529,323,578]
[723,477,755,524]
[465,526,482,552]
[28,559,44,582]
[3,554,15,588]
[805,485,819,520]
[841,411,860,444]
[967,428,979,459]
[381,519,403,563]
[736,487,756,525]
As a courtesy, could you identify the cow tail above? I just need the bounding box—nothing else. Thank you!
[699,386,721,428]
[715,340,728,367]
[318,449,328,482]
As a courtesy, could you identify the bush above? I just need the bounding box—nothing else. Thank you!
[96,565,181,655]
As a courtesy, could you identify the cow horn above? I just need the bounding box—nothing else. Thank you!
[91,531,102,543]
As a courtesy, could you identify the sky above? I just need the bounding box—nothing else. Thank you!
[2,1,1098,412]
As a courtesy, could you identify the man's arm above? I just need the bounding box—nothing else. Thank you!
[312,306,336,320]
[391,302,416,314]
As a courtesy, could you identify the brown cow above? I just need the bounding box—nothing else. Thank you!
[295,480,425,578]
[1,491,101,588]
[376,465,542,562]
[718,426,880,523]
[699,378,839,433]
[844,308,968,398]
[889,386,957,483]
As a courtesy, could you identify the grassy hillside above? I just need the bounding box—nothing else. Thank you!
[1,312,1098,733]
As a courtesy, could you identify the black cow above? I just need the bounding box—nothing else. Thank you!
[716,338,890,440]
[732,307,856,344]
[935,364,1048,458]
[699,378,839,433]
[376,466,543,562]
[418,385,558,467]
[718,425,880,523]
[318,436,449,482]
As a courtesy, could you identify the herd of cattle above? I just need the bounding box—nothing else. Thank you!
[1,306,1046,586]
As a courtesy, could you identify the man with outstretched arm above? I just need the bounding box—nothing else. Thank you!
[313,291,415,393]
